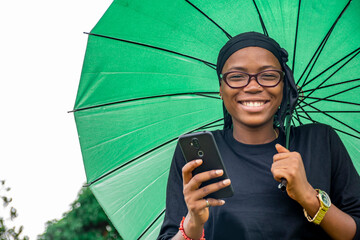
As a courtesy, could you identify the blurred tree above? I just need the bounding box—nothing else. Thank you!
[0,180,29,240]
[38,187,122,240]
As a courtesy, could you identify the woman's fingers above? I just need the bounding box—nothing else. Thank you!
[272,145,314,203]
[203,198,226,208]
[271,166,289,182]
[190,179,231,200]
[182,159,203,185]
[273,144,292,162]
[182,160,226,190]
[182,159,229,225]
[187,198,226,212]
[272,157,301,181]
[191,169,224,189]
[275,143,290,153]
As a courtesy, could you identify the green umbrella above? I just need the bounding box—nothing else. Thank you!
[72,0,360,239]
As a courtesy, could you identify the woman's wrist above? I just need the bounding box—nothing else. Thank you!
[298,187,319,217]
[182,215,205,240]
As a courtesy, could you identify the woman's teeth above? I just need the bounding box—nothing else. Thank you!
[242,101,265,107]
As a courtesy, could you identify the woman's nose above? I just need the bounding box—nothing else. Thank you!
[243,76,262,91]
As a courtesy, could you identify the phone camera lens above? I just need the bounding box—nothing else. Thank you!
[191,138,200,149]
[198,150,204,158]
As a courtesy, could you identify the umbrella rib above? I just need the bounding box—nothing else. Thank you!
[298,96,360,107]
[302,78,360,93]
[299,36,329,88]
[305,84,360,107]
[137,209,165,240]
[195,93,221,100]
[85,118,224,187]
[296,111,360,113]
[293,107,303,125]
[197,123,224,130]
[185,0,232,39]
[180,118,224,134]
[296,0,352,87]
[299,101,360,135]
[83,137,177,187]
[70,92,219,113]
[297,114,360,140]
[296,113,319,124]
[300,48,360,89]
[296,32,328,86]
[295,103,315,124]
[85,32,216,69]
[292,0,301,73]
[252,0,268,36]
[301,49,360,97]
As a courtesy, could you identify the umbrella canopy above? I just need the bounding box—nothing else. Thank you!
[73,0,360,239]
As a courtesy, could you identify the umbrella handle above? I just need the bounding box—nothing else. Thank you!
[280,113,291,192]
[278,178,287,191]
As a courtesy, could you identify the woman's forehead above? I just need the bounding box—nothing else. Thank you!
[223,47,281,72]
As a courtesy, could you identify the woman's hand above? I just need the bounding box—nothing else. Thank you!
[181,159,231,239]
[271,144,316,206]
[271,144,357,240]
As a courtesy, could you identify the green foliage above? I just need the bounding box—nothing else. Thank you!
[0,180,29,240]
[38,187,122,240]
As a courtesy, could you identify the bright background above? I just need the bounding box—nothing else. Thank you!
[0,0,112,239]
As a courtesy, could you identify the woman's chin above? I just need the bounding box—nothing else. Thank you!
[232,116,274,129]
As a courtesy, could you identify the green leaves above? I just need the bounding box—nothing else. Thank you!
[38,187,123,240]
[0,180,29,240]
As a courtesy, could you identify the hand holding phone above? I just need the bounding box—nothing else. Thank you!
[179,131,234,199]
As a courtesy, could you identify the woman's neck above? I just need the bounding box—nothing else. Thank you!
[232,122,278,145]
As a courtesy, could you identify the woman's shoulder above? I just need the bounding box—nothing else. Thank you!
[210,129,226,135]
[209,129,230,142]
[292,123,334,135]
[290,123,339,148]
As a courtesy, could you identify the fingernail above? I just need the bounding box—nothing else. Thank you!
[195,159,202,164]
[215,169,223,175]
[223,179,230,185]
[220,200,225,205]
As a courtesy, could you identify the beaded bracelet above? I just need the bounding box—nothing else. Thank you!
[179,217,205,240]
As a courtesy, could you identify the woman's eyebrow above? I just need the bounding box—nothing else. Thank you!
[227,65,279,72]
[228,66,247,71]
[258,65,279,71]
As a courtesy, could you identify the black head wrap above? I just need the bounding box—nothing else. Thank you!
[216,32,298,130]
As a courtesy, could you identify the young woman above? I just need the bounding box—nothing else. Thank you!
[157,32,360,240]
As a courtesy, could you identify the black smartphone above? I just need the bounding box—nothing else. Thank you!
[178,131,234,199]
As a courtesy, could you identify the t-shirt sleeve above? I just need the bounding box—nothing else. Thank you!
[328,127,360,239]
[157,143,188,240]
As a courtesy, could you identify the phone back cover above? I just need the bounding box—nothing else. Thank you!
[179,131,234,199]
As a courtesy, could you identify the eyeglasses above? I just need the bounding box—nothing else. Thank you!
[220,69,284,88]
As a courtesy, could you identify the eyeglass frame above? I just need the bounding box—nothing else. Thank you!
[220,69,285,88]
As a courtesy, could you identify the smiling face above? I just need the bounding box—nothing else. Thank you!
[220,47,284,129]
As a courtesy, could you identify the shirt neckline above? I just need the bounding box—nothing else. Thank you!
[224,127,286,154]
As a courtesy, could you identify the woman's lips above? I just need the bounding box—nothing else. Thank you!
[238,100,269,111]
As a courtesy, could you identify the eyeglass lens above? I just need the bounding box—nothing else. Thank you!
[225,70,281,87]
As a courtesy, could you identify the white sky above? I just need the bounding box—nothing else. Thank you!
[0,0,112,238]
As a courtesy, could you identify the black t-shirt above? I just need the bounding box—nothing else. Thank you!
[157,124,360,240]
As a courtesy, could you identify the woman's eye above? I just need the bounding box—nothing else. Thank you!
[261,74,277,79]
[229,74,246,80]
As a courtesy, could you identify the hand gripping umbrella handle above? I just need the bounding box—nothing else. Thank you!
[279,114,292,192]
[278,178,287,192]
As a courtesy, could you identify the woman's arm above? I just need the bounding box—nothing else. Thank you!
[157,144,230,240]
[171,159,230,240]
[299,187,356,240]
[272,143,357,240]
